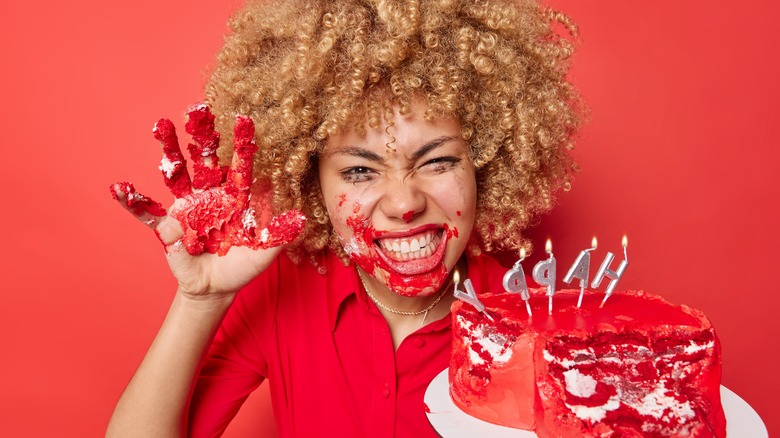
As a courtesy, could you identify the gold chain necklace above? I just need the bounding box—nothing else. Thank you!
[357,270,451,319]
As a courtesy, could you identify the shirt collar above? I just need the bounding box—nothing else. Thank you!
[326,252,362,332]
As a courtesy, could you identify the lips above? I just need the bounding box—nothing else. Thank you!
[374,227,448,276]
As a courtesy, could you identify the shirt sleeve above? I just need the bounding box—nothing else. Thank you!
[187,258,281,437]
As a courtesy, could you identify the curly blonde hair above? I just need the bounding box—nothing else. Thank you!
[205,0,582,265]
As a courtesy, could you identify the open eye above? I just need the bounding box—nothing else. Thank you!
[340,166,376,183]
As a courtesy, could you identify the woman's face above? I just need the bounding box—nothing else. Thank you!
[319,101,477,297]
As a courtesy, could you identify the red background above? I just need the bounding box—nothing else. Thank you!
[1,0,777,436]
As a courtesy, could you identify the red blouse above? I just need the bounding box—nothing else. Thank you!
[188,251,507,437]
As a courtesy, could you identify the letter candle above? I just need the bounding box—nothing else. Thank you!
[563,237,598,308]
[591,235,629,308]
[532,239,557,315]
[503,248,532,317]
[454,271,495,322]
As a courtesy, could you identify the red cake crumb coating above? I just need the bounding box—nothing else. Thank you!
[450,289,725,437]
[153,118,192,198]
[185,105,227,189]
[170,191,305,256]
[110,182,166,217]
[112,108,306,256]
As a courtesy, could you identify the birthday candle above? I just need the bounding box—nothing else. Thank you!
[454,271,495,321]
[503,248,532,316]
[532,239,556,315]
[591,235,629,307]
[563,236,597,308]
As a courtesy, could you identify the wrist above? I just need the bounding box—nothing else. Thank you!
[174,287,237,310]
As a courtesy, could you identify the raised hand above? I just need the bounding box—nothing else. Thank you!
[110,105,305,297]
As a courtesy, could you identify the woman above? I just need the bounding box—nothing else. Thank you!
[107,0,580,436]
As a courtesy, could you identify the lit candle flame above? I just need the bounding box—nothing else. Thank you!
[592,236,598,249]
[622,235,628,261]
[519,247,527,261]
[453,270,460,285]
[545,239,552,255]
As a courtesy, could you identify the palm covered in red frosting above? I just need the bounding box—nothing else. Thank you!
[111,105,305,296]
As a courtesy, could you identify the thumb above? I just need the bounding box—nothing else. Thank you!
[110,182,166,229]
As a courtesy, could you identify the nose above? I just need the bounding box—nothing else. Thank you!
[378,177,426,223]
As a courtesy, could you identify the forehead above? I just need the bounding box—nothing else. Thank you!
[322,105,463,157]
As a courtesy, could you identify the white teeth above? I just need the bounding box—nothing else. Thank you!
[376,230,442,262]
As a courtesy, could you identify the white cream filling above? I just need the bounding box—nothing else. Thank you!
[159,156,181,178]
[127,191,146,202]
[683,340,714,355]
[458,316,513,366]
[548,340,708,426]
[563,369,597,398]
[241,208,257,230]
[543,348,595,368]
[474,333,512,365]
[566,394,620,422]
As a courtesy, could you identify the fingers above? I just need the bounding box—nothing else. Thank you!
[154,118,192,198]
[254,209,306,249]
[185,104,227,190]
[110,182,166,228]
[224,115,258,209]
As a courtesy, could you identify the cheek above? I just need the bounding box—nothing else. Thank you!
[434,173,477,221]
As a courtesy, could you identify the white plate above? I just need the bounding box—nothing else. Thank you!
[425,369,767,437]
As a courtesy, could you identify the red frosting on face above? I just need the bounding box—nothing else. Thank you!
[444,223,459,239]
[402,210,415,223]
[344,211,449,297]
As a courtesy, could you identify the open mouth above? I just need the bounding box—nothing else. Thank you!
[375,229,442,261]
[373,228,447,275]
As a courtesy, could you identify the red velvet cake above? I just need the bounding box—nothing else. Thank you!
[449,289,725,437]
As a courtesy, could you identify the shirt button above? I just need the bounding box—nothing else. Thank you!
[414,338,425,348]
[382,383,391,398]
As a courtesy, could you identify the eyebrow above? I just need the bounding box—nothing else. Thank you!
[330,135,457,162]
[410,136,456,161]
[332,146,385,163]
